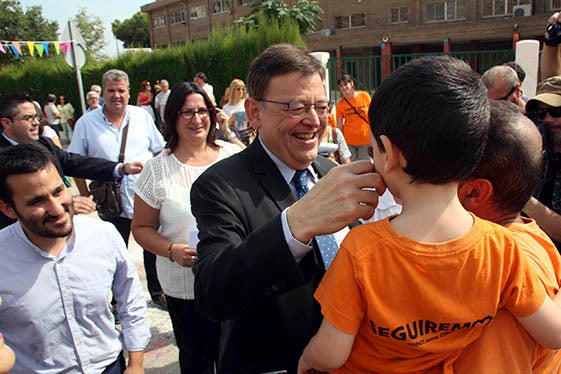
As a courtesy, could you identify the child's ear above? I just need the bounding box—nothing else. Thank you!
[380,135,406,173]
[458,179,494,210]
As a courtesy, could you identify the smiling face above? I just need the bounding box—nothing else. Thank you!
[0,102,40,144]
[247,72,327,170]
[176,93,211,145]
[1,163,74,246]
[102,79,130,115]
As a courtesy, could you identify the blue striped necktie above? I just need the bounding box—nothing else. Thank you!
[292,169,339,269]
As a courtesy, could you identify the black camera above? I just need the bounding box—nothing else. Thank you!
[545,22,561,47]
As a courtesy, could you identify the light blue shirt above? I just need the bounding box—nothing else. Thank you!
[68,105,165,218]
[0,216,150,373]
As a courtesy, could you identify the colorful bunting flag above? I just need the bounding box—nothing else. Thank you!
[60,41,70,55]
[10,42,21,58]
[27,42,34,56]
[42,42,49,56]
[53,42,60,55]
[35,43,44,57]
[0,44,5,54]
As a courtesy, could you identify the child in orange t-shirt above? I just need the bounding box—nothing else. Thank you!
[298,56,561,374]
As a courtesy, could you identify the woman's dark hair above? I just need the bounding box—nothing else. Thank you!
[140,80,151,91]
[164,82,218,152]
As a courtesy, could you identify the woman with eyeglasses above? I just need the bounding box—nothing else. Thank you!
[222,78,254,145]
[136,80,156,122]
[131,82,242,373]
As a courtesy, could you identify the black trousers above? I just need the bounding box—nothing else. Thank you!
[105,216,163,299]
[166,296,220,374]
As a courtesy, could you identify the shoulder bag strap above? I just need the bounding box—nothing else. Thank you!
[118,119,130,164]
[343,96,369,125]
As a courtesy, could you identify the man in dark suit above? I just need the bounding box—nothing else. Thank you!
[0,94,142,229]
[191,44,384,374]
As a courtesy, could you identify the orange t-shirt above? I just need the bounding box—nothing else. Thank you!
[315,215,546,373]
[336,91,371,146]
[455,217,561,373]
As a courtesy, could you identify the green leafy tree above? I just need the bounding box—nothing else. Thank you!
[235,0,322,34]
[72,7,106,61]
[112,12,150,48]
[0,1,58,65]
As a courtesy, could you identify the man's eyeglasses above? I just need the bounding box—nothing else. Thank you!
[178,108,210,120]
[497,85,517,101]
[257,99,332,119]
[12,114,41,123]
[527,107,561,120]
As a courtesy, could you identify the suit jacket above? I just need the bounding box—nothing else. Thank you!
[0,135,117,229]
[191,139,342,374]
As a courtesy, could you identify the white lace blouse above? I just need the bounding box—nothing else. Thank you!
[134,140,241,299]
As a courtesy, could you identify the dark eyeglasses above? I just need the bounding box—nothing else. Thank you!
[12,114,41,123]
[178,108,210,120]
[257,99,332,119]
[497,85,517,101]
[528,107,561,120]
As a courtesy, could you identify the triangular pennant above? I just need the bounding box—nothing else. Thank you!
[53,42,60,55]
[0,43,5,54]
[35,43,44,57]
[27,42,34,56]
[42,42,49,56]
[60,41,70,55]
[10,42,21,58]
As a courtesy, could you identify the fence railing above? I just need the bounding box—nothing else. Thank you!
[327,49,515,102]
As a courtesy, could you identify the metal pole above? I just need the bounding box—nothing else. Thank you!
[68,20,86,114]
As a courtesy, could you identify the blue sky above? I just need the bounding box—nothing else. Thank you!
[20,0,150,58]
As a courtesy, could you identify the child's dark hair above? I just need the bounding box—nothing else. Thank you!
[369,55,490,184]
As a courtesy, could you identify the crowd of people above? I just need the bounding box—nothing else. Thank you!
[3,10,561,374]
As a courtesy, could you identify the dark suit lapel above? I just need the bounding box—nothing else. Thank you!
[0,134,13,149]
[247,140,297,211]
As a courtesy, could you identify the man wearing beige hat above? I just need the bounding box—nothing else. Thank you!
[523,76,561,248]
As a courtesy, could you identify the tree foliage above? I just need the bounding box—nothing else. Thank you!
[0,1,58,65]
[235,0,323,34]
[72,7,106,61]
[112,12,150,48]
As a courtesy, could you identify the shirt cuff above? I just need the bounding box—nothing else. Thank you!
[113,164,122,178]
[281,208,312,261]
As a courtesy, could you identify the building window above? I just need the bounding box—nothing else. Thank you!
[170,9,185,24]
[425,0,466,22]
[335,13,367,29]
[190,5,207,20]
[212,0,230,14]
[237,0,250,4]
[391,7,408,23]
[552,0,561,9]
[153,15,166,28]
[482,0,531,16]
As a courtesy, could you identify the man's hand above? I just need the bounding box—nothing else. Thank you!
[124,351,144,374]
[72,195,96,215]
[286,160,386,243]
[121,162,144,176]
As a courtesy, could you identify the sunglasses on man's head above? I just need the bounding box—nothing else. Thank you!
[527,107,561,120]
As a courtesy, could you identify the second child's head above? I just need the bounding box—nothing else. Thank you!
[369,56,489,185]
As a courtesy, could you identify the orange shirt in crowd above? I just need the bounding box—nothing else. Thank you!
[315,215,545,373]
[454,217,561,373]
[336,91,371,146]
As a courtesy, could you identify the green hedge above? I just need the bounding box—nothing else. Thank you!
[0,17,305,117]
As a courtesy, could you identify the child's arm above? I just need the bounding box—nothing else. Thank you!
[516,295,561,349]
[298,318,355,374]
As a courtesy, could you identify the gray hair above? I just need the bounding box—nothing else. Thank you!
[86,91,99,100]
[481,65,519,89]
[102,69,130,89]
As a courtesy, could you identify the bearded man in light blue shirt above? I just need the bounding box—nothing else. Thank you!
[0,144,150,374]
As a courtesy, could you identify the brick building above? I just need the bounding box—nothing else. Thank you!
[141,0,559,56]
